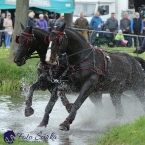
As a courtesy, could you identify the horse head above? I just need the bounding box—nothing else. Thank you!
[14,23,50,66]
[45,23,68,65]
[14,23,38,66]
[45,23,90,65]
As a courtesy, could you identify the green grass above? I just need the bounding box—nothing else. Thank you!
[0,45,145,93]
[0,47,39,93]
[0,134,48,145]
[96,116,145,145]
[100,45,145,59]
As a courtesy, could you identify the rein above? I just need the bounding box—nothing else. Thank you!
[49,30,65,45]
[19,32,35,48]
[49,29,110,79]
[15,30,49,59]
[68,48,110,78]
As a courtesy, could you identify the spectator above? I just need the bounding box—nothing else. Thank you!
[44,14,50,31]
[90,11,103,46]
[143,17,145,35]
[44,14,49,24]
[90,11,103,31]
[3,13,13,48]
[49,19,56,31]
[120,13,131,34]
[115,30,126,47]
[74,12,89,41]
[120,13,132,47]
[130,12,144,47]
[1,12,5,19]
[0,10,4,48]
[105,12,118,32]
[36,14,48,31]
[55,13,65,27]
[49,12,57,19]
[28,11,35,27]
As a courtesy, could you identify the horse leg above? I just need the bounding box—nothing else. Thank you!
[133,89,145,112]
[59,75,98,131]
[25,67,48,116]
[59,91,73,113]
[25,80,41,117]
[57,84,73,113]
[38,86,58,127]
[89,91,103,108]
[110,93,124,118]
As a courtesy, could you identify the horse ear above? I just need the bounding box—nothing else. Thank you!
[59,23,66,32]
[20,22,25,30]
[29,26,33,33]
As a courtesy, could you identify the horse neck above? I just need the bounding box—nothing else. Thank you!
[33,28,48,64]
[36,44,48,64]
[65,29,91,64]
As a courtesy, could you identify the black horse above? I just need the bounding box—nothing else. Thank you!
[14,24,104,127]
[45,23,145,131]
[14,25,73,118]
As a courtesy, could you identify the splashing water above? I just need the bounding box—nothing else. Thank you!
[0,91,144,145]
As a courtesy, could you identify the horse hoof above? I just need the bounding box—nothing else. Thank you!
[38,122,47,128]
[25,107,34,117]
[59,121,70,131]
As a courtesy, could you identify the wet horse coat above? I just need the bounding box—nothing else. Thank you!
[45,23,145,131]
[14,25,73,117]
[14,25,104,121]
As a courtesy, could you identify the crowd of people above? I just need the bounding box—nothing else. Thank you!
[0,10,13,48]
[0,10,62,48]
[74,11,145,47]
[1,9,145,49]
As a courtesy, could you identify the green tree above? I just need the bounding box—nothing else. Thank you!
[10,0,29,58]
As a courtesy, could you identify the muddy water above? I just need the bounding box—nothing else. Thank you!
[0,91,144,145]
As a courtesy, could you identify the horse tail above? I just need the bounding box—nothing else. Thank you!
[134,56,145,71]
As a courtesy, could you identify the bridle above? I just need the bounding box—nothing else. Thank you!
[49,30,65,44]
[15,31,36,48]
[48,30,66,51]
[48,29,111,79]
[15,30,49,60]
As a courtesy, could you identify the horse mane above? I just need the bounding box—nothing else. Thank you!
[65,27,87,43]
[33,27,49,36]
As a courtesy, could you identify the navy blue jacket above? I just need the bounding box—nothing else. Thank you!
[28,16,35,27]
[130,18,144,32]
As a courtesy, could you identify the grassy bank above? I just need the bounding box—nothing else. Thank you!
[96,116,145,145]
[0,48,38,93]
[0,134,48,145]
[101,45,145,59]
[0,46,144,93]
